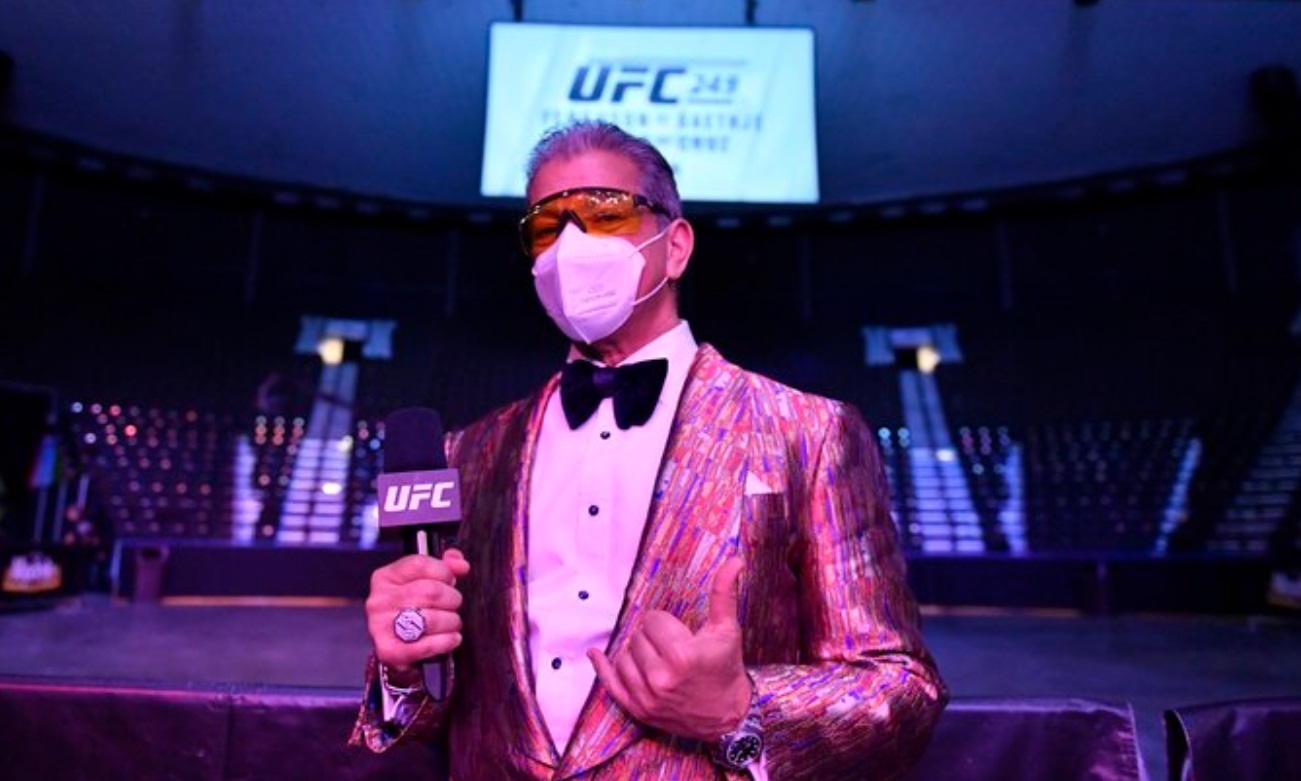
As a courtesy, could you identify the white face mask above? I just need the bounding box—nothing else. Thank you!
[532,222,669,344]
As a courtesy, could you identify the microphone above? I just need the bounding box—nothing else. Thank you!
[379,407,462,556]
[377,407,462,699]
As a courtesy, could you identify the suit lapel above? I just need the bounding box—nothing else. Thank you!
[557,346,754,779]
[503,373,565,770]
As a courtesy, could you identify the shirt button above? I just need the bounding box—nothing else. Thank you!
[578,590,590,600]
[588,505,599,516]
[600,431,611,440]
[551,657,562,670]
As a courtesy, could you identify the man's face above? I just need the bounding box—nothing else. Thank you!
[526,150,670,300]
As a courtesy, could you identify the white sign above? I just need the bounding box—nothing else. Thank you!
[481,23,819,204]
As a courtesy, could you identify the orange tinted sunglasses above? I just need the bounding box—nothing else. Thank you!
[519,187,670,257]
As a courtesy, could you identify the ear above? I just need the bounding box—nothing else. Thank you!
[664,218,694,281]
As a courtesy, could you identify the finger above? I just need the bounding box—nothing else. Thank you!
[588,649,638,718]
[364,578,463,623]
[614,646,654,714]
[376,554,460,587]
[628,627,666,676]
[376,631,463,669]
[441,548,472,579]
[417,629,464,657]
[631,628,691,699]
[637,610,692,661]
[705,557,744,631]
[370,606,464,659]
[403,581,465,612]
[413,607,463,637]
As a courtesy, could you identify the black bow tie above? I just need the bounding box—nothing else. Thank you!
[560,358,668,430]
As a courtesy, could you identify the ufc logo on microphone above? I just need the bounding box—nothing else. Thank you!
[377,468,461,526]
[383,482,455,512]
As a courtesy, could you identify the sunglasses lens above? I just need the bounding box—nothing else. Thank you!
[522,190,644,256]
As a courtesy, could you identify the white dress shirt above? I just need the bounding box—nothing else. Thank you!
[528,320,699,753]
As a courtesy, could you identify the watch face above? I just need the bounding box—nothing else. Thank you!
[725,734,763,766]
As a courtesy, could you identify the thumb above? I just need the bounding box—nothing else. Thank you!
[704,556,744,631]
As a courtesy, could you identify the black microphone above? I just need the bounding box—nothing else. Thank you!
[378,407,463,699]
[379,407,462,555]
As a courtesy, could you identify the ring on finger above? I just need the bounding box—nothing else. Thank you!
[393,607,426,644]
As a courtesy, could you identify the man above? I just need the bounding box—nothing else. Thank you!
[352,121,946,779]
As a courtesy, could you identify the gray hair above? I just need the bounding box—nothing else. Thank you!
[525,120,682,219]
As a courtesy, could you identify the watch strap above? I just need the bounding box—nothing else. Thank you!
[710,674,764,770]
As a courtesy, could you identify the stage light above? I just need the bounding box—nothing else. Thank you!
[317,336,344,366]
[918,344,942,374]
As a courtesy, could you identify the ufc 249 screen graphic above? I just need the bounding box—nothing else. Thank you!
[480,23,819,205]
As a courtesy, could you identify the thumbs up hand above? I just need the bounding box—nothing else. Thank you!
[588,557,752,741]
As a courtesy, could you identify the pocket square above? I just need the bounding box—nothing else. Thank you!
[744,473,775,496]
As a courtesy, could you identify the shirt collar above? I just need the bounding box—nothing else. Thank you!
[565,321,698,370]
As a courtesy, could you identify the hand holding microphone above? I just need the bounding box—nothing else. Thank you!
[365,408,466,698]
[366,549,469,675]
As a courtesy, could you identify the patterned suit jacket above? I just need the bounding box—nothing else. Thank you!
[353,344,947,780]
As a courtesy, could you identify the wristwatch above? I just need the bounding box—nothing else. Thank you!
[712,677,764,770]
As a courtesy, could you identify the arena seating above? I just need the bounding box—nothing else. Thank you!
[67,404,389,546]
[1022,418,1194,553]
[63,397,1293,562]
[12,251,1301,609]
[67,403,238,540]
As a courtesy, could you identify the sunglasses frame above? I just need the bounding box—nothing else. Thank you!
[518,187,671,257]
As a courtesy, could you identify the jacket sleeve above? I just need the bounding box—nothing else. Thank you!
[348,653,453,752]
[350,431,464,753]
[753,401,947,780]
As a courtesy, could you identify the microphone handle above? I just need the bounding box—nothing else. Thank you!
[404,525,458,700]
[404,525,458,557]
[423,655,450,700]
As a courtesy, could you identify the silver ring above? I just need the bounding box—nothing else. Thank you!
[392,607,426,644]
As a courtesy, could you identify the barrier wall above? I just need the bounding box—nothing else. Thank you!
[1165,697,1301,781]
[0,677,1146,780]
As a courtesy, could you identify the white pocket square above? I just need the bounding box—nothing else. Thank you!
[744,473,776,496]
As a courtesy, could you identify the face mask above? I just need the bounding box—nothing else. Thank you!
[532,222,669,344]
